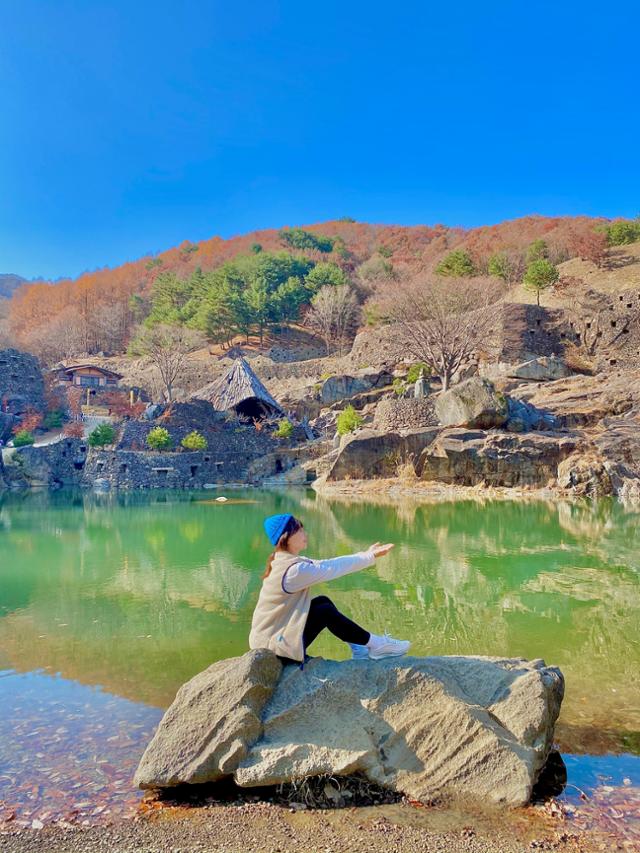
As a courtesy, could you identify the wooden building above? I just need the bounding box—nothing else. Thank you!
[54,364,123,389]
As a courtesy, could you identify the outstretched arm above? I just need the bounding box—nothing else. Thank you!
[282,543,394,593]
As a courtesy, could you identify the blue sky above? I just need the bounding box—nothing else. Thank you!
[1,0,639,280]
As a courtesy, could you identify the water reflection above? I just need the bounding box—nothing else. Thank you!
[0,490,638,750]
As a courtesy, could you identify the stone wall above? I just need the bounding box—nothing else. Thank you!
[490,304,567,364]
[373,397,437,432]
[16,438,88,487]
[0,348,45,416]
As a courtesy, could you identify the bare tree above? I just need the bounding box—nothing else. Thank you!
[306,285,361,355]
[134,324,205,402]
[389,277,504,390]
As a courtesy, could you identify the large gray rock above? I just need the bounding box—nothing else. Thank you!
[326,427,439,481]
[417,428,580,488]
[435,378,508,429]
[507,356,572,382]
[136,652,564,806]
[135,649,282,789]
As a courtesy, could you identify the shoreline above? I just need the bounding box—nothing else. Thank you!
[312,476,569,505]
[0,797,624,853]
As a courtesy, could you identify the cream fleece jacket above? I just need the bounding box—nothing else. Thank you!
[248,549,375,662]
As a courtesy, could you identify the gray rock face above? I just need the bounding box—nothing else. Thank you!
[320,371,391,405]
[0,411,16,443]
[417,428,579,488]
[135,652,564,807]
[326,427,439,481]
[0,348,45,416]
[436,378,508,429]
[507,356,572,382]
[134,649,282,789]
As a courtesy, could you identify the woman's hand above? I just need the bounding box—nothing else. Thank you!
[369,542,395,558]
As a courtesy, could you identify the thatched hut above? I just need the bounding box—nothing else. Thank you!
[192,358,284,420]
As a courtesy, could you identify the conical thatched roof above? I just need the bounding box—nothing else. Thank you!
[192,358,283,418]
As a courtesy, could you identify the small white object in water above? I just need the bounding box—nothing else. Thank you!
[215,496,228,502]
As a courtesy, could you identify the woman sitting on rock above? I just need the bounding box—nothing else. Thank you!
[249,513,410,665]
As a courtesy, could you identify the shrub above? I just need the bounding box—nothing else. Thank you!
[279,227,334,253]
[88,423,117,447]
[13,430,34,447]
[526,239,548,263]
[406,362,431,384]
[377,244,393,258]
[605,218,640,246]
[251,242,263,254]
[274,419,294,439]
[43,409,65,430]
[393,378,406,396]
[336,405,364,436]
[435,249,475,277]
[146,426,173,450]
[181,430,208,451]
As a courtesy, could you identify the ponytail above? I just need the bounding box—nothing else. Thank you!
[263,551,276,579]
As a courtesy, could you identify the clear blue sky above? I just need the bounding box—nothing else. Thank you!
[2,0,639,280]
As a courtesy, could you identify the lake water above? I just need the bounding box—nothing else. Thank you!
[1,489,639,837]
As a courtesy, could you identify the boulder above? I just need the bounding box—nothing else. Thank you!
[135,649,282,788]
[417,428,580,488]
[505,397,557,433]
[135,652,564,807]
[435,378,508,429]
[326,427,440,481]
[507,356,572,382]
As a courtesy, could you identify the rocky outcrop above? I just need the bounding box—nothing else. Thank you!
[326,427,439,481]
[319,370,392,405]
[417,428,580,488]
[435,378,508,429]
[558,412,640,499]
[0,411,16,443]
[512,370,639,428]
[135,651,564,807]
[0,348,45,416]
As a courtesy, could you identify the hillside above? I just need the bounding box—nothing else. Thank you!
[5,213,637,365]
[0,273,27,299]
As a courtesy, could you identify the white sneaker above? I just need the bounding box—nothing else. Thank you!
[366,632,411,660]
[348,643,369,660]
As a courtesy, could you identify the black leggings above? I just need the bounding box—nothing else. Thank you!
[302,595,370,651]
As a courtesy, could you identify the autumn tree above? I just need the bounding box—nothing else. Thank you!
[306,285,360,355]
[389,277,504,391]
[132,324,205,402]
[567,230,608,268]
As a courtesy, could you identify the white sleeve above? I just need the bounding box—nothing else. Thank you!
[282,551,376,593]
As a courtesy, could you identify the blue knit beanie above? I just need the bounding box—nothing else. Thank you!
[263,513,293,546]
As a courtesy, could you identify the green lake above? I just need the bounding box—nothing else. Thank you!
[1,488,639,830]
